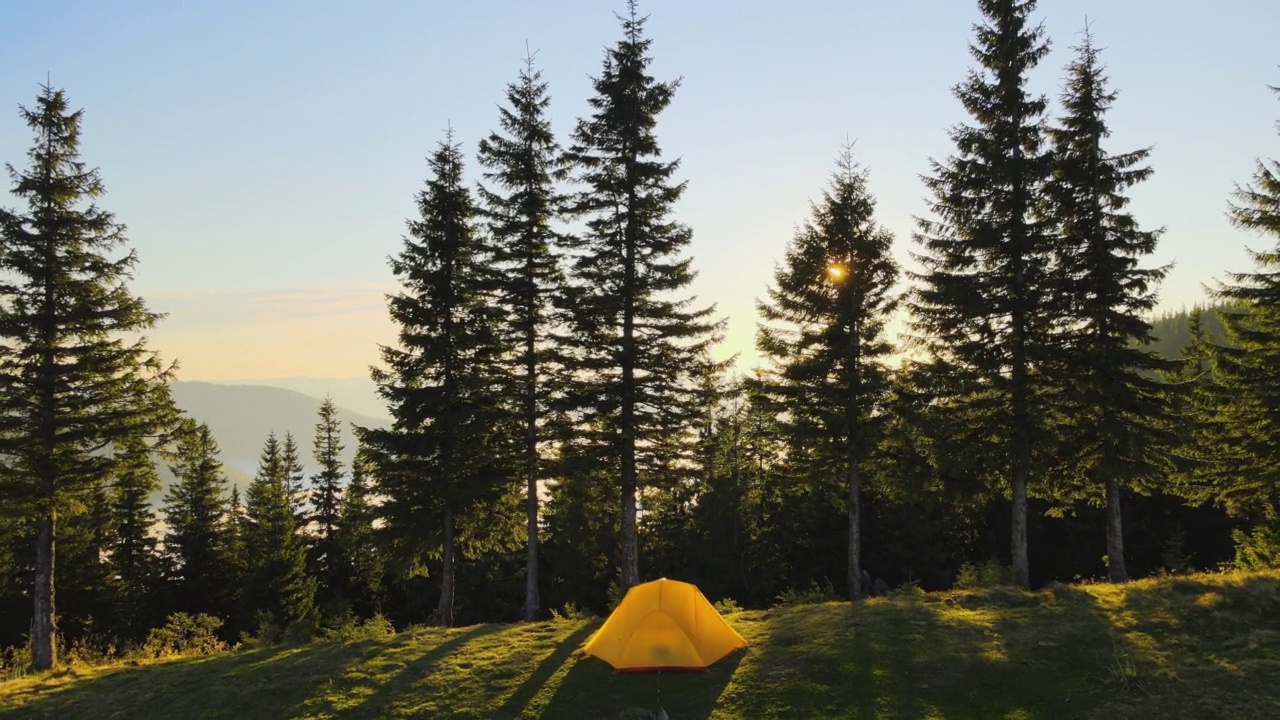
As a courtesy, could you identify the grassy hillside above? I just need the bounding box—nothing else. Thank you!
[2,571,1278,719]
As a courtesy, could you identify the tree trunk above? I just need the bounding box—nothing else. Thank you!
[522,346,540,621]
[31,511,56,670]
[1010,329,1031,589]
[847,458,862,601]
[436,503,455,627]
[619,181,640,592]
[1105,472,1128,582]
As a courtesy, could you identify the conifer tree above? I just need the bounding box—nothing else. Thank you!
[360,132,517,627]
[108,436,163,635]
[310,398,345,606]
[560,0,721,590]
[0,85,178,668]
[907,0,1055,587]
[755,146,898,600]
[244,432,316,629]
[1195,81,1280,523]
[339,444,382,613]
[1043,27,1176,582]
[281,432,308,529]
[477,51,570,623]
[162,423,233,618]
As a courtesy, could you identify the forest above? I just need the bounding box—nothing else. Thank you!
[1,0,1278,675]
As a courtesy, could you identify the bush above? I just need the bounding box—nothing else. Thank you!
[283,615,319,645]
[890,578,927,598]
[712,597,742,614]
[955,559,1014,589]
[141,613,227,660]
[1233,524,1280,571]
[774,580,839,607]
[0,643,33,682]
[551,602,596,622]
[324,613,396,642]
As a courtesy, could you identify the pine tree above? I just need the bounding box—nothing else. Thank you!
[281,432,308,529]
[755,146,899,600]
[360,132,517,627]
[0,85,178,668]
[1043,27,1176,582]
[338,444,382,614]
[560,0,721,590]
[906,0,1055,587]
[108,436,163,636]
[310,398,345,608]
[162,422,232,618]
[476,51,570,623]
[1195,81,1280,523]
[243,432,317,629]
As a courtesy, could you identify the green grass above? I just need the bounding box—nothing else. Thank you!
[3,570,1279,719]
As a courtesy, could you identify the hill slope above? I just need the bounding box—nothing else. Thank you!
[170,381,390,475]
[2,571,1278,719]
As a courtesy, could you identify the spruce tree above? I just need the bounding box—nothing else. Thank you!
[1043,27,1176,582]
[476,51,570,623]
[162,422,233,618]
[310,398,345,607]
[0,85,178,668]
[755,146,898,600]
[108,436,163,636]
[360,132,516,627]
[338,444,382,614]
[244,432,316,629]
[560,0,721,590]
[1196,81,1280,522]
[281,431,308,529]
[907,0,1054,587]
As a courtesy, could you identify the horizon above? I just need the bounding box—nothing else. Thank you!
[2,0,1277,381]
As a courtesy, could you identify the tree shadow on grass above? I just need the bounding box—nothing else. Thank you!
[491,622,599,719]
[533,647,745,719]
[0,638,392,720]
[306,623,505,719]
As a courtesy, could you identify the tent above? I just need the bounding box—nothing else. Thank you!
[581,578,747,672]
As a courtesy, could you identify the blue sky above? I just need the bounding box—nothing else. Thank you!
[1,0,1277,380]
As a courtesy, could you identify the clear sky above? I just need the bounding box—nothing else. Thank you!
[1,0,1277,381]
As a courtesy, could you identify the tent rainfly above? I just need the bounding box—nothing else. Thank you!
[581,578,747,672]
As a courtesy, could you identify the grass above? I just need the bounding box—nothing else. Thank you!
[2,570,1279,719]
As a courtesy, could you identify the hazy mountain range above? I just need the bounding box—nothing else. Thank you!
[161,381,390,495]
[217,376,388,420]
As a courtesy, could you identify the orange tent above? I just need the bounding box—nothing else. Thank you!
[581,578,747,672]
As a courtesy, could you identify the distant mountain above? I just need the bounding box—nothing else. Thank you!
[219,376,388,420]
[170,381,390,478]
[1145,304,1229,360]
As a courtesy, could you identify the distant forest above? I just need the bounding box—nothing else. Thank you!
[2,0,1279,672]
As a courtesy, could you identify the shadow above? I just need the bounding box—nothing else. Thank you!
[0,638,391,720]
[492,622,599,719]
[536,647,743,719]
[307,623,504,718]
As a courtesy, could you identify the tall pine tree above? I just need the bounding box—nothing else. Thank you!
[108,436,163,637]
[755,146,898,600]
[1195,81,1280,525]
[0,85,178,668]
[162,422,233,620]
[310,398,345,609]
[907,0,1055,587]
[476,51,570,622]
[243,432,317,630]
[360,132,517,627]
[1043,26,1175,582]
[560,0,721,590]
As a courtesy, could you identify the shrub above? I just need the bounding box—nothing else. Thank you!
[324,613,396,642]
[774,580,839,607]
[551,602,596,622]
[0,643,33,682]
[141,613,227,660]
[713,597,742,614]
[890,578,927,598]
[955,559,1014,589]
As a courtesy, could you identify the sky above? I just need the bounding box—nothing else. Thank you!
[0,0,1277,381]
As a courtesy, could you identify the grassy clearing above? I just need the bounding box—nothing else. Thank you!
[2,570,1278,719]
